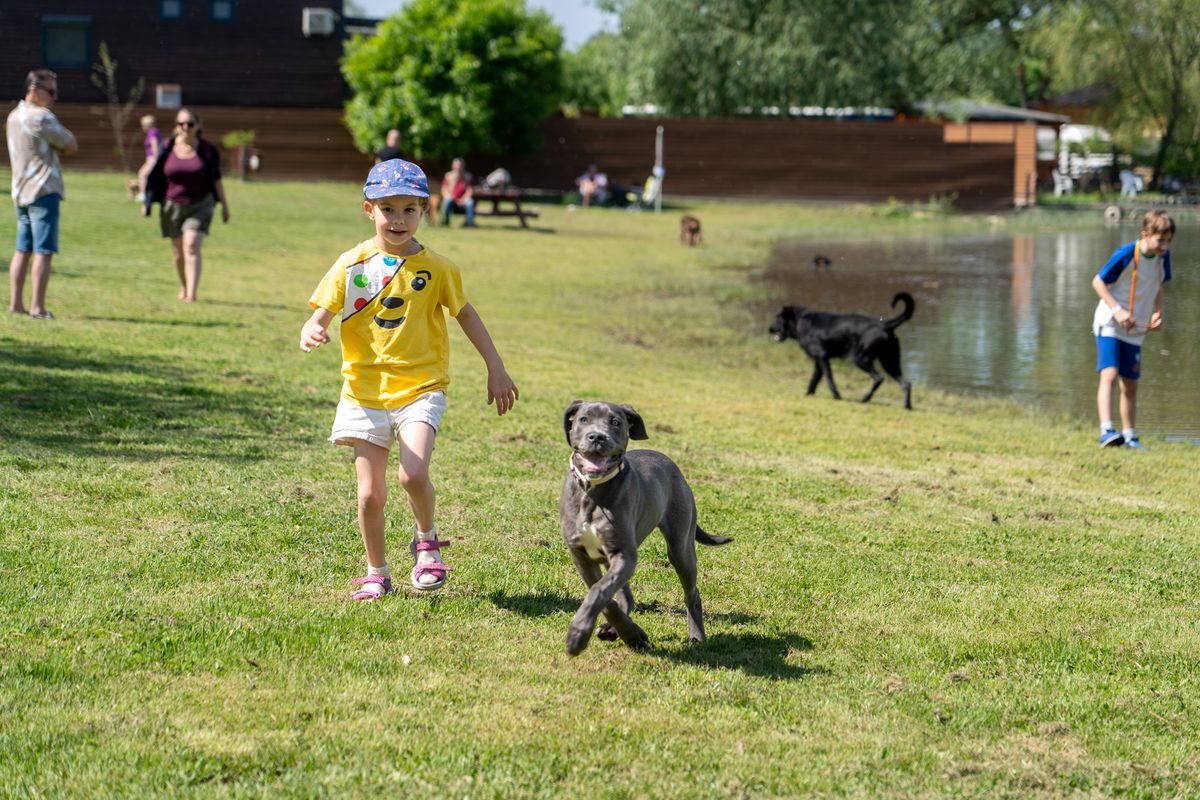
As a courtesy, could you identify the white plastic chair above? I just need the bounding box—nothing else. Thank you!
[1051,169,1074,197]
[1119,170,1143,199]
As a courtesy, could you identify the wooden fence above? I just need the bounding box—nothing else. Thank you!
[15,105,1024,210]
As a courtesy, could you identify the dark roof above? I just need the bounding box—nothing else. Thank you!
[915,100,1070,124]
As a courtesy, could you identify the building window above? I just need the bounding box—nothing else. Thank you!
[211,0,235,22]
[41,16,91,69]
[161,0,183,20]
[156,84,183,109]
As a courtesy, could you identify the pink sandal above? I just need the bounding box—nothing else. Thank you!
[350,574,392,601]
[410,537,452,591]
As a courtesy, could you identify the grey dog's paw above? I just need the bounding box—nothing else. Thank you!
[622,626,651,650]
[597,623,619,641]
[566,626,592,656]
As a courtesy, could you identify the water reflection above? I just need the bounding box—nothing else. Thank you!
[760,223,1198,442]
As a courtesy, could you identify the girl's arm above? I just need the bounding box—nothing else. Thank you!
[300,308,334,352]
[454,303,518,416]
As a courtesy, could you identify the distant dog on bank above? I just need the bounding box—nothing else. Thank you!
[812,254,832,270]
[770,293,915,410]
[680,215,702,246]
[560,400,731,656]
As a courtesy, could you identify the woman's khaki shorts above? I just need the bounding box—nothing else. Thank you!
[329,391,447,449]
[160,193,215,239]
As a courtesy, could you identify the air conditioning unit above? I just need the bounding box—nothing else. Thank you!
[302,7,338,37]
[156,84,182,109]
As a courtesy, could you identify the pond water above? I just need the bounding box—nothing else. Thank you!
[760,221,1199,443]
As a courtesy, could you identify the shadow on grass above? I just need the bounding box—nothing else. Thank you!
[0,337,284,461]
[490,591,759,626]
[490,589,578,617]
[491,591,815,678]
[654,631,823,680]
[82,315,247,329]
[203,298,294,312]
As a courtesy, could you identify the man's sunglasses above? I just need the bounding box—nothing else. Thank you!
[35,83,57,98]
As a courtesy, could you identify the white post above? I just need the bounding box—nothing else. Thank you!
[654,125,664,214]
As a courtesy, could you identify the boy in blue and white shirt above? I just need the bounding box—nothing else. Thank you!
[1091,210,1174,450]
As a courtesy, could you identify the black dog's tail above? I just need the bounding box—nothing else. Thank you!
[883,292,915,331]
[696,526,732,546]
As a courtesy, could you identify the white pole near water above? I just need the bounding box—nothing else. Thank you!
[654,125,664,214]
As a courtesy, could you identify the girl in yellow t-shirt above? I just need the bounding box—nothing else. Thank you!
[300,159,518,599]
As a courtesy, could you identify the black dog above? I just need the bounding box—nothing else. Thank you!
[812,254,832,270]
[770,293,914,410]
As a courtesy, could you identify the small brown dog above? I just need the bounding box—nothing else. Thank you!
[680,215,702,246]
[813,254,832,270]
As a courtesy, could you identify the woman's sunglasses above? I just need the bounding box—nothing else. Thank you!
[176,120,197,128]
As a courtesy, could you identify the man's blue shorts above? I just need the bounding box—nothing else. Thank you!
[1096,335,1141,380]
[14,193,61,254]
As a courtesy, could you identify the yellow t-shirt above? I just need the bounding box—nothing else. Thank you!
[309,239,467,409]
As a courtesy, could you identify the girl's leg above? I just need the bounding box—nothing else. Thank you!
[170,236,186,299]
[354,441,391,570]
[397,422,436,531]
[137,159,154,197]
[1118,376,1138,433]
[1096,366,1118,426]
[397,422,442,587]
[181,229,204,302]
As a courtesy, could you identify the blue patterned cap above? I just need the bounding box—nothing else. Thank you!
[364,158,430,200]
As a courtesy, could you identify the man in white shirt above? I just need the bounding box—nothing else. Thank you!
[7,69,77,320]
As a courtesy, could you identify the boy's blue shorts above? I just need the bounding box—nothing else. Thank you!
[1096,335,1141,380]
[14,193,61,255]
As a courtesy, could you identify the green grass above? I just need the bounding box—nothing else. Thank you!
[2,171,1197,798]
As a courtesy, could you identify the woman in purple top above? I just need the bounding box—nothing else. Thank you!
[142,107,230,303]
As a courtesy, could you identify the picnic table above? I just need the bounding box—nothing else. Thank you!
[471,186,540,228]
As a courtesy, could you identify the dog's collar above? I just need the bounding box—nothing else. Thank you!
[571,454,625,490]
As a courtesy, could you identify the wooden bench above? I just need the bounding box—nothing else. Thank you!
[469,187,541,228]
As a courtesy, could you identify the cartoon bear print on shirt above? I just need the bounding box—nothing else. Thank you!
[341,253,432,330]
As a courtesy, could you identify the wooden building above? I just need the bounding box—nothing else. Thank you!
[1,2,1039,209]
[1,0,373,181]
[0,0,348,108]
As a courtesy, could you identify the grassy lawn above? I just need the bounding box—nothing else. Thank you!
[1,170,1197,798]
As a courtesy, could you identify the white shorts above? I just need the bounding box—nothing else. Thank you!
[329,391,447,448]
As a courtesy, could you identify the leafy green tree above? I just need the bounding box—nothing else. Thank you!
[571,0,1070,117]
[561,32,629,116]
[920,0,1058,108]
[342,0,563,159]
[1038,0,1200,184]
[581,0,1061,117]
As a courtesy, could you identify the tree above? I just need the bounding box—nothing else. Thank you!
[580,0,1061,117]
[1039,0,1200,184]
[561,32,629,116]
[920,0,1059,108]
[342,0,563,159]
[89,41,144,173]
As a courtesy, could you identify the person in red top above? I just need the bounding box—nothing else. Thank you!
[439,157,476,227]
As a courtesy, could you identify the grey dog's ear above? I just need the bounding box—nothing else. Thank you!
[619,404,648,440]
[563,400,586,444]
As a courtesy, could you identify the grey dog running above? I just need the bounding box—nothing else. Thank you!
[559,400,731,656]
